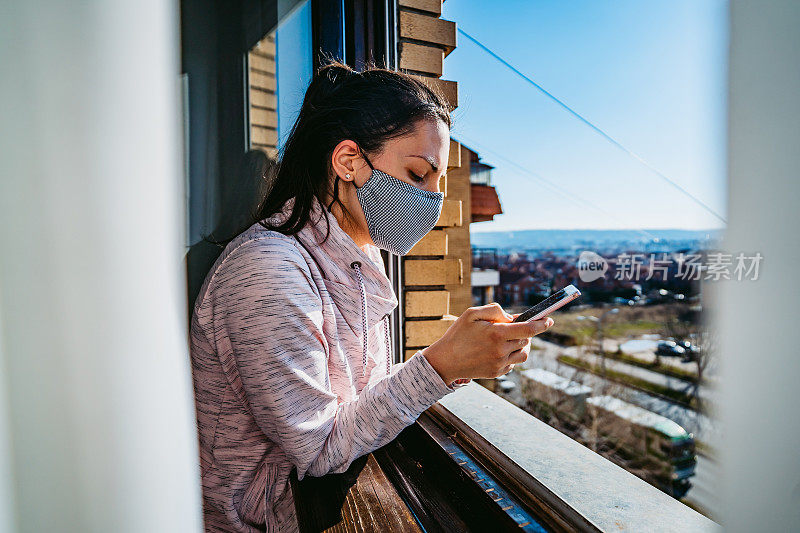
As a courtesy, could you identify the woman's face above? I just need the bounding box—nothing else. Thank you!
[328,118,450,248]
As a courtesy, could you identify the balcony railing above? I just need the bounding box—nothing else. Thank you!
[431,382,719,532]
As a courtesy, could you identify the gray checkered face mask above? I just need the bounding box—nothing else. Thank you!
[353,149,444,256]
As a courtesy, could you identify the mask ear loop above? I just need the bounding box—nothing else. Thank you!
[329,144,373,211]
[357,145,376,172]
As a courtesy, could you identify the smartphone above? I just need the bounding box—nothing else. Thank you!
[512,285,581,322]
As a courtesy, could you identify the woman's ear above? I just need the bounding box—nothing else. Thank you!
[330,140,360,184]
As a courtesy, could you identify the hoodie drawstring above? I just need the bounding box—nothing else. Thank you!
[383,315,392,370]
[351,261,392,372]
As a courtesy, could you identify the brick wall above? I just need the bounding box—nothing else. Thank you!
[398,0,471,360]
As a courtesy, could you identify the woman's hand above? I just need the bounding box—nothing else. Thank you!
[421,302,554,384]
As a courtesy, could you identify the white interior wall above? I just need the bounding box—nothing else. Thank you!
[717,1,800,531]
[0,1,202,531]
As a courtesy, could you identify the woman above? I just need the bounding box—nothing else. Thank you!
[189,61,554,532]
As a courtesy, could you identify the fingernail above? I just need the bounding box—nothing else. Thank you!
[546,318,554,328]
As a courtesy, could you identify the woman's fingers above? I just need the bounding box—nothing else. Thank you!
[494,317,554,339]
[503,337,530,353]
[423,302,550,383]
[506,346,530,366]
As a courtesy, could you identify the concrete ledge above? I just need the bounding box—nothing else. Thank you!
[434,382,719,532]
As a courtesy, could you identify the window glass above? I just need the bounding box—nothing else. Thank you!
[443,1,726,520]
[249,1,313,157]
[183,0,311,314]
[277,2,313,148]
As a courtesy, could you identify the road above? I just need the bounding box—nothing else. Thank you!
[571,349,719,407]
[605,338,720,387]
[525,338,720,444]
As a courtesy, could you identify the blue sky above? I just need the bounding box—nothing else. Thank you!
[441,0,728,232]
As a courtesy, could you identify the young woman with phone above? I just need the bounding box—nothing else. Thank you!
[188,61,554,532]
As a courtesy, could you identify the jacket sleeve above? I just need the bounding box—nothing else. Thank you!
[211,237,458,480]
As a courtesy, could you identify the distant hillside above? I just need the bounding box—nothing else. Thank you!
[470,229,722,253]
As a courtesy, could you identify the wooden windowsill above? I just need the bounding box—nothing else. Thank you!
[291,453,421,532]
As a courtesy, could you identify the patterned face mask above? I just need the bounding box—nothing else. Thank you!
[353,148,444,256]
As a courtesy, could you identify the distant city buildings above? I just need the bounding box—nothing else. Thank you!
[472,246,706,308]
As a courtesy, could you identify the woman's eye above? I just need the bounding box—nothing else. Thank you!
[409,171,425,183]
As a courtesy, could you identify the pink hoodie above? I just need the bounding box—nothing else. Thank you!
[189,195,468,532]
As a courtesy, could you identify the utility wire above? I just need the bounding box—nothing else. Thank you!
[456,133,660,242]
[457,28,727,225]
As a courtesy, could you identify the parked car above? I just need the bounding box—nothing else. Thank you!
[676,340,700,362]
[656,340,686,357]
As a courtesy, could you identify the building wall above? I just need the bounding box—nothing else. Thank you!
[249,35,278,158]
[397,0,467,360]
[445,144,474,316]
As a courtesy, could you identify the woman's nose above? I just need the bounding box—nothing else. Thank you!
[427,176,443,193]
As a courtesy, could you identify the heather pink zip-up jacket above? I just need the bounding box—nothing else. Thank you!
[189,195,468,532]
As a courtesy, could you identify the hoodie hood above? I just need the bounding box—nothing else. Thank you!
[263,196,398,341]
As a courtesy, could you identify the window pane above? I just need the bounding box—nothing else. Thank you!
[443,0,726,520]
[184,0,311,313]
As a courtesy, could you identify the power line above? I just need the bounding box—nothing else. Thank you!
[455,133,660,242]
[457,27,728,225]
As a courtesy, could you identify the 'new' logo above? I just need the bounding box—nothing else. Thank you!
[577,251,608,282]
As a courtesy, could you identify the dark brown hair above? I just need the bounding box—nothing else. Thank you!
[253,59,452,242]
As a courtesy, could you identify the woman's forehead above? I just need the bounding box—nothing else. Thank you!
[392,120,450,166]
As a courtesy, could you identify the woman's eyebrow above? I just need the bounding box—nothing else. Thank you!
[407,154,440,173]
